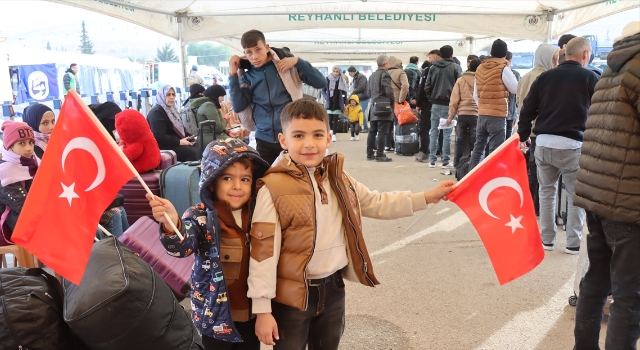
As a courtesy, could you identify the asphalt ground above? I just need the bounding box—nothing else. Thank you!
[255,131,635,350]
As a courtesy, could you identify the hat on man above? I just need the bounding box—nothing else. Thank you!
[192,65,198,71]
[614,21,640,43]
[1,121,35,150]
[440,45,454,59]
[490,39,508,58]
[348,66,357,72]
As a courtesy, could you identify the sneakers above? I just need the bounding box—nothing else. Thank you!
[332,134,337,142]
[441,163,453,169]
[375,155,392,162]
[565,247,580,255]
[428,163,436,168]
[414,151,424,160]
[361,128,369,133]
[350,137,355,141]
[415,154,430,163]
[543,243,554,251]
[355,135,360,141]
[367,155,375,160]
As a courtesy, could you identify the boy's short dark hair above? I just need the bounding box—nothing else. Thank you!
[234,157,254,172]
[558,34,576,48]
[428,49,441,57]
[505,51,513,61]
[241,29,266,49]
[280,99,329,132]
[409,56,419,64]
[439,45,454,59]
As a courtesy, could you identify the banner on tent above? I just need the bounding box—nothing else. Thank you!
[17,64,59,103]
[287,14,437,22]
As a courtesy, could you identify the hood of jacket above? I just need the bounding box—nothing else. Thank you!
[405,62,420,71]
[461,71,476,82]
[348,94,360,104]
[189,96,215,110]
[199,139,269,210]
[608,33,640,72]
[388,56,403,70]
[433,58,456,68]
[534,44,560,71]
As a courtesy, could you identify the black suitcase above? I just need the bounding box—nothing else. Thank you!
[556,174,568,231]
[395,123,419,156]
[63,237,203,350]
[335,115,350,133]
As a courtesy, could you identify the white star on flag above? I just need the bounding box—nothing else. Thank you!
[505,214,524,234]
[59,182,80,206]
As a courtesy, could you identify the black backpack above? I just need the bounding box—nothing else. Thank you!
[0,267,70,349]
[404,68,419,100]
[455,156,471,181]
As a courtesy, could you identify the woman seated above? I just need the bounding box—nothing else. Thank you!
[190,85,233,150]
[21,104,55,159]
[147,85,199,162]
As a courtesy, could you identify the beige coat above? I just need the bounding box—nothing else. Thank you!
[387,56,410,103]
[449,72,478,118]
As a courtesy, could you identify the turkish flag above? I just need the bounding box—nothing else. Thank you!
[12,91,135,284]
[447,135,543,285]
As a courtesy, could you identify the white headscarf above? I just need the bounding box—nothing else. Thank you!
[156,85,186,138]
[327,65,347,97]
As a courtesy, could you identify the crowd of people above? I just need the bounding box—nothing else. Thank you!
[0,22,638,349]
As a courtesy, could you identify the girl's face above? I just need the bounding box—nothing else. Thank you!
[332,69,340,77]
[350,100,357,106]
[165,88,176,106]
[218,96,225,103]
[11,140,35,158]
[39,111,55,134]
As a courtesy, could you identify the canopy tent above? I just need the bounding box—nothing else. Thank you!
[46,0,638,74]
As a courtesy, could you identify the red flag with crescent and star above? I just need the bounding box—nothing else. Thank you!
[12,91,135,284]
[447,135,543,285]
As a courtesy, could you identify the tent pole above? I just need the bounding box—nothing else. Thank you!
[467,37,474,55]
[177,15,187,89]
[545,11,555,43]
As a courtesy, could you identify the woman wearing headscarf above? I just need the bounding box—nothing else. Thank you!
[515,43,560,217]
[88,101,122,141]
[321,65,348,142]
[190,85,234,151]
[147,84,199,162]
[21,103,55,159]
[182,83,205,107]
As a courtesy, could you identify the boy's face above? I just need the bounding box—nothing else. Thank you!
[278,118,331,168]
[350,99,357,106]
[211,162,253,210]
[243,40,270,68]
[10,140,35,158]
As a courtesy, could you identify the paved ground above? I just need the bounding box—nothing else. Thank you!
[253,133,635,350]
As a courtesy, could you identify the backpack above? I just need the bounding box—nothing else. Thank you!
[180,103,200,136]
[0,267,70,349]
[455,155,471,181]
[404,68,419,99]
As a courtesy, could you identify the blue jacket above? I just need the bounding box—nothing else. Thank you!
[229,55,325,143]
[159,138,269,341]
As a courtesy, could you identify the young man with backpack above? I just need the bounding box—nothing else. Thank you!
[404,56,421,107]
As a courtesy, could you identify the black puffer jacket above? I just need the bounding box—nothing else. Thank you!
[424,58,462,105]
[0,177,31,235]
[351,71,369,101]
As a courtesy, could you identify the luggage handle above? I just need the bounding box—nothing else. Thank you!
[198,120,216,152]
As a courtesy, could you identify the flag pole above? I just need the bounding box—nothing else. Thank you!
[68,91,185,241]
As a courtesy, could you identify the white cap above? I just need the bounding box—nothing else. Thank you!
[614,21,640,43]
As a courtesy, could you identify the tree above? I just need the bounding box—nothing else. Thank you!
[78,21,95,54]
[46,41,51,50]
[155,43,179,62]
[186,42,231,67]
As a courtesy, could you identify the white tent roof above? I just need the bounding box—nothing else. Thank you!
[46,0,639,62]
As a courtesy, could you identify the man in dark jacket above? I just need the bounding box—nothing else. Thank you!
[517,37,599,255]
[348,66,369,132]
[229,30,326,165]
[415,50,440,162]
[572,22,640,349]
[424,45,462,168]
[366,55,394,162]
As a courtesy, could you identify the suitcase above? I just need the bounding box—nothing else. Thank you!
[63,238,203,350]
[119,216,194,298]
[335,116,349,133]
[157,150,177,170]
[160,163,201,218]
[119,171,161,226]
[556,174,568,231]
[395,123,419,156]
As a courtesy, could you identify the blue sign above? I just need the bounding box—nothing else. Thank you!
[17,64,59,103]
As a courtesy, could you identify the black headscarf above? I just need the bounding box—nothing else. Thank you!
[183,84,205,106]
[88,102,122,140]
[22,103,53,131]
[204,85,227,109]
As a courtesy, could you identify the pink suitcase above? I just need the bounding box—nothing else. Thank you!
[157,150,177,170]
[118,216,194,298]
[119,171,161,226]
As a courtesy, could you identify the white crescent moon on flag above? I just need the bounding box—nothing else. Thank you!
[61,137,105,192]
[478,177,524,219]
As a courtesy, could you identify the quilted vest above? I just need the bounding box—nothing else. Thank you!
[476,57,509,117]
[257,153,379,311]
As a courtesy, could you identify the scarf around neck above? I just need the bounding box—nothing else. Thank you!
[34,132,50,152]
[156,85,186,138]
[0,149,40,187]
[327,65,348,98]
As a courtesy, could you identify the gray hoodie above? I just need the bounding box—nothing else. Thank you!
[516,44,559,115]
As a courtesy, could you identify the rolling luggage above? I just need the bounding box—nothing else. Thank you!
[119,171,161,226]
[157,150,177,170]
[0,267,70,349]
[63,237,203,350]
[119,216,194,298]
[455,155,471,181]
[395,122,419,156]
[335,115,350,133]
[160,162,201,217]
[556,174,568,231]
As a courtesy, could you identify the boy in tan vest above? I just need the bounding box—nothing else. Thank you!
[247,99,455,349]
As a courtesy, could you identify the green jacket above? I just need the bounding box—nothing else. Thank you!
[190,97,227,148]
[63,71,79,95]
